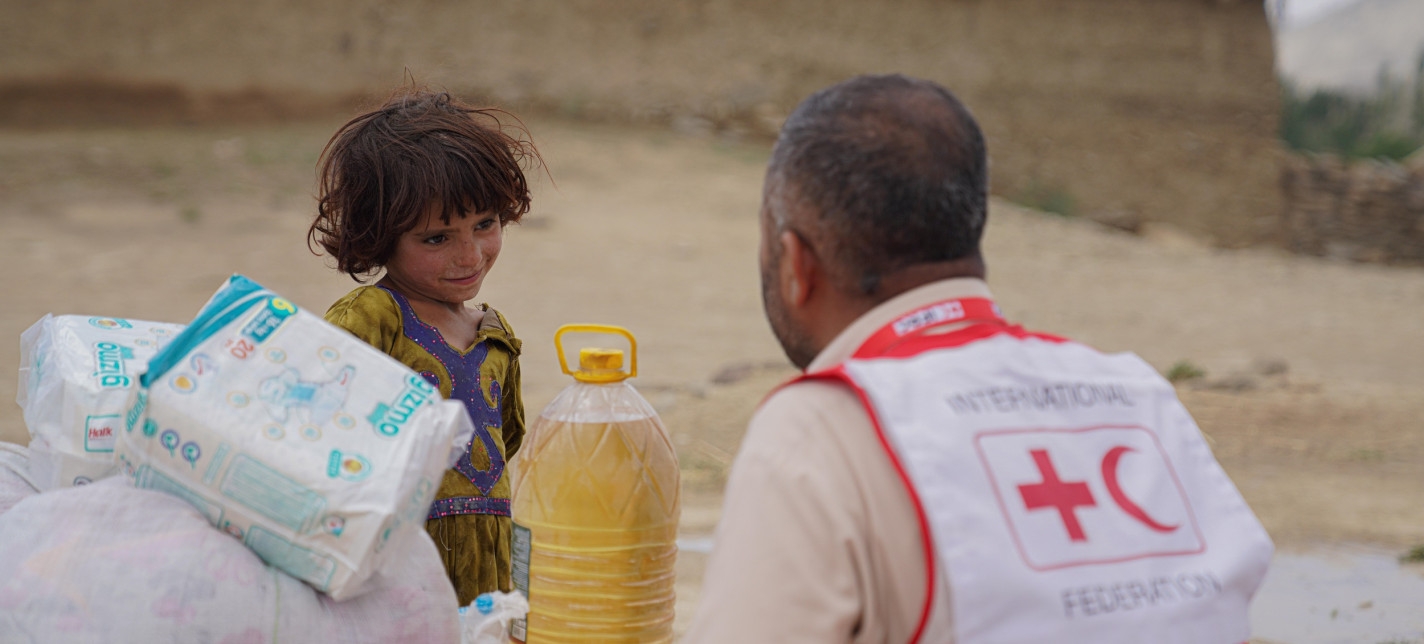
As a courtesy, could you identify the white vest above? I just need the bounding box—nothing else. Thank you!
[813,299,1273,644]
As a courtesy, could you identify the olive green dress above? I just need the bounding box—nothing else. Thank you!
[325,285,524,606]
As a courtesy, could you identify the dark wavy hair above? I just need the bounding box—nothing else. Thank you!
[309,87,541,280]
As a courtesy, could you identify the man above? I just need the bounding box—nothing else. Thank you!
[685,75,1273,643]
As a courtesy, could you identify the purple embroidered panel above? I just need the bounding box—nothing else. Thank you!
[428,496,511,518]
[379,287,508,519]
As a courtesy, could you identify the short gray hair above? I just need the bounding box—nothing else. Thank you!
[766,74,987,296]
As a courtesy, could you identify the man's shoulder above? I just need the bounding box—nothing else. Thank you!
[756,375,866,423]
[738,376,879,468]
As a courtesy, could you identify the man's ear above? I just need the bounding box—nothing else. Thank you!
[779,229,818,308]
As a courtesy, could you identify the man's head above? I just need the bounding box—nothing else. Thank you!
[759,74,988,368]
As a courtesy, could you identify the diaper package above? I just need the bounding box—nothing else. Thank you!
[116,275,474,601]
[17,314,185,490]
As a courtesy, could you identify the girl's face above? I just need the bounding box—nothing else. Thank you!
[383,206,503,307]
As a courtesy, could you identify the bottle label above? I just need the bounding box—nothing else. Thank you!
[511,521,532,642]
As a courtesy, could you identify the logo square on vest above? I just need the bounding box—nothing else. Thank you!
[974,425,1204,571]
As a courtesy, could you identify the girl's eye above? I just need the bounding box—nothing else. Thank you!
[475,217,498,231]
[423,234,447,245]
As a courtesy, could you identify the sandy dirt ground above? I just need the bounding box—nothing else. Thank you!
[2,117,1422,638]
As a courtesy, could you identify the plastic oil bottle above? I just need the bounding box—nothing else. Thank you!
[509,325,680,643]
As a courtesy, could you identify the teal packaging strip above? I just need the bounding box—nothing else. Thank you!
[245,525,337,591]
[220,454,326,533]
[142,275,270,387]
[125,391,148,434]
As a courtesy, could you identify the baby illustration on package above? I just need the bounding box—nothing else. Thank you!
[258,365,355,427]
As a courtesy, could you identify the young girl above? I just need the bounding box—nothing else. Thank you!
[308,87,540,604]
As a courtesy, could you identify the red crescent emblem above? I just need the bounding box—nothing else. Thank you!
[1101,446,1178,533]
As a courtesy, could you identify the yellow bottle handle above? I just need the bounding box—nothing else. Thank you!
[554,324,638,380]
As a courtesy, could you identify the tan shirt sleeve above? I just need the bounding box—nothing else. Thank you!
[685,378,934,644]
[688,279,992,643]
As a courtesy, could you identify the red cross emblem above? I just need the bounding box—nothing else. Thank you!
[975,426,1205,570]
[1017,449,1096,542]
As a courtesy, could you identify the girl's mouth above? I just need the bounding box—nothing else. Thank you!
[447,271,482,286]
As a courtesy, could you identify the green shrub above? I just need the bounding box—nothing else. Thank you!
[1016,179,1076,217]
[1165,360,1205,383]
[1280,53,1424,161]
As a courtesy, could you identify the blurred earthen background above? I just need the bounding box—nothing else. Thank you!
[1,0,1282,243]
[2,1,1422,640]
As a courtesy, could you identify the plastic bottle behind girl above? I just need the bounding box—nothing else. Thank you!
[509,325,680,643]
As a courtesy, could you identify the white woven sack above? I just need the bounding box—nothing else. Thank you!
[0,478,459,643]
[17,314,184,489]
[0,442,39,516]
[116,275,473,600]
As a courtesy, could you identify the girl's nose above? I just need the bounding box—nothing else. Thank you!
[456,236,482,266]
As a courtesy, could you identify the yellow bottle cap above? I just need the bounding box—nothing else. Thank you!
[576,348,628,383]
[556,325,638,383]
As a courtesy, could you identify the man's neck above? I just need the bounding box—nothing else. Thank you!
[804,257,986,361]
[867,256,986,305]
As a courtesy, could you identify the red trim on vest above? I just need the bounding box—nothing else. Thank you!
[854,297,1004,358]
[790,368,937,644]
[868,322,1071,360]
[757,302,1073,643]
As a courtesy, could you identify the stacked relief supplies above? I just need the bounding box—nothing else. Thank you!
[17,314,185,490]
[115,275,475,600]
[1,275,476,642]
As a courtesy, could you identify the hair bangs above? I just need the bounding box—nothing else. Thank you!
[310,88,541,281]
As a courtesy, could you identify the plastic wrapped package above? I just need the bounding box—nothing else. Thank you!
[0,442,39,516]
[116,275,474,600]
[459,591,529,644]
[0,478,460,643]
[17,314,185,490]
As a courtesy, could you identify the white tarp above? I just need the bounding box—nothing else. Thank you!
[0,442,39,516]
[0,478,459,643]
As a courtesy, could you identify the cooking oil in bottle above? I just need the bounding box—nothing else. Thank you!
[510,325,679,643]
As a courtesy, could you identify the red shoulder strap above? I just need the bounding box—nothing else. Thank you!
[789,367,937,644]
